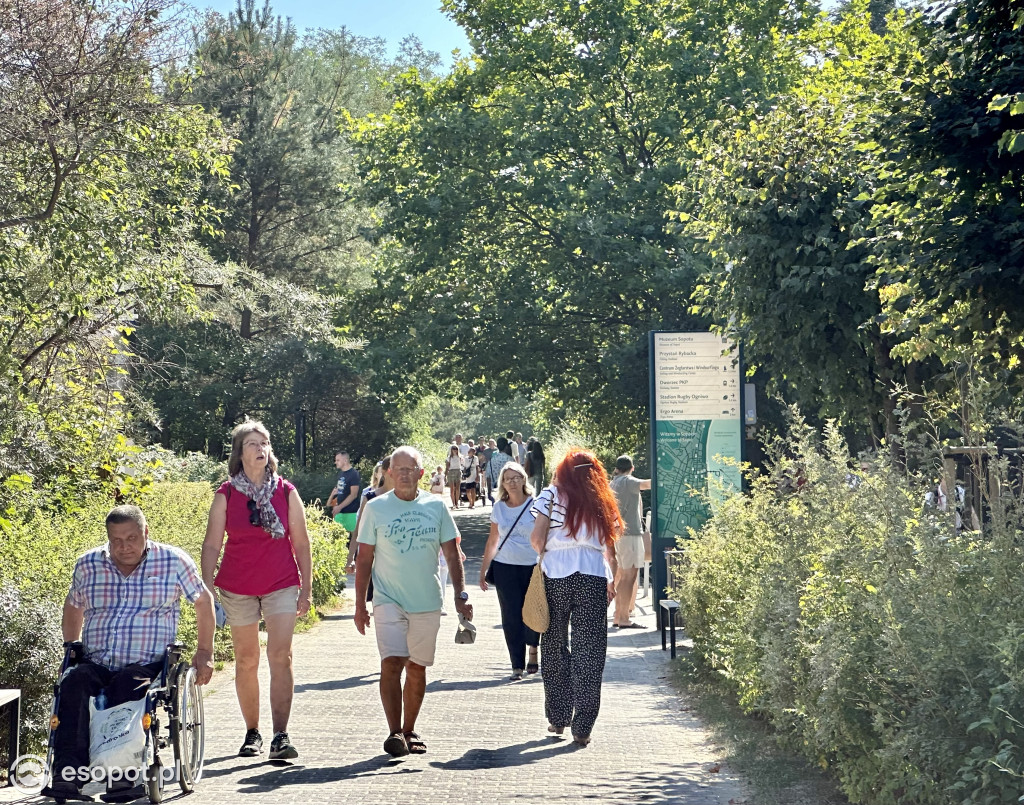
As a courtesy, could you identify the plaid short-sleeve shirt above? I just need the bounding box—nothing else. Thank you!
[67,540,205,671]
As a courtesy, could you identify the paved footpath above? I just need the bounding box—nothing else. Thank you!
[11,505,744,805]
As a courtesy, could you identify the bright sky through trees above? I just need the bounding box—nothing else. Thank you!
[190,0,470,61]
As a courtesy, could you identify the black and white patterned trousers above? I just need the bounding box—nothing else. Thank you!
[541,571,608,738]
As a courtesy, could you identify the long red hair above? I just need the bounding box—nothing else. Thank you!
[551,448,622,544]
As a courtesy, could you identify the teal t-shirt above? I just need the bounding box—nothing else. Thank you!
[357,489,459,613]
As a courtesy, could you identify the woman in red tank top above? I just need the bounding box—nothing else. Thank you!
[200,420,312,761]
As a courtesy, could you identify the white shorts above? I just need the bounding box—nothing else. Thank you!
[615,534,646,570]
[373,603,442,667]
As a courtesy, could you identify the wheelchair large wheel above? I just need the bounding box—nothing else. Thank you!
[171,664,204,793]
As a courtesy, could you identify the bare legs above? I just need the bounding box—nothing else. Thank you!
[231,623,261,730]
[402,663,427,733]
[229,611,297,734]
[613,566,639,626]
[379,656,427,734]
[265,611,297,733]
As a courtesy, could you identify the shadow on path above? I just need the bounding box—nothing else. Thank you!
[425,676,512,692]
[294,674,379,693]
[233,757,422,791]
[428,737,578,771]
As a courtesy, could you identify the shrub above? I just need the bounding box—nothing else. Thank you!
[674,419,1024,805]
[0,584,62,755]
[279,462,342,508]
[306,503,349,607]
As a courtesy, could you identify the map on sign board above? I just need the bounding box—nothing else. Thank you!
[650,332,742,540]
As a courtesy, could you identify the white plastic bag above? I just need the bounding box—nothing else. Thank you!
[88,696,148,771]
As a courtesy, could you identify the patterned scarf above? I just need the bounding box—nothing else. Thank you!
[230,466,286,539]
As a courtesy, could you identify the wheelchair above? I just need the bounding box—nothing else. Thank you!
[44,641,204,803]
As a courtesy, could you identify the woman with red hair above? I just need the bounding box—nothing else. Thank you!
[530,448,621,746]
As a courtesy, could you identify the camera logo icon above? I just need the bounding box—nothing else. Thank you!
[11,754,49,794]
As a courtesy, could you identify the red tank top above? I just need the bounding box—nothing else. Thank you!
[213,478,301,596]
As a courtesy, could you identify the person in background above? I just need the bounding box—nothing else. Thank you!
[454,433,470,458]
[446,444,463,510]
[479,463,539,680]
[488,436,515,494]
[429,464,445,495]
[201,420,312,760]
[329,451,361,534]
[345,456,393,575]
[514,432,527,464]
[477,447,488,505]
[530,448,621,747]
[483,438,498,503]
[524,440,545,494]
[438,531,466,616]
[462,447,479,509]
[609,455,651,629]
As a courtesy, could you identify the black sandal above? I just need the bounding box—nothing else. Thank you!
[526,659,539,674]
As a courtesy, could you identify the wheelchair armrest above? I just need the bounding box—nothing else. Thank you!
[161,642,184,686]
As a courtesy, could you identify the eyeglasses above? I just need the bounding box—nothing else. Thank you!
[243,440,270,450]
[247,499,261,526]
[392,467,422,475]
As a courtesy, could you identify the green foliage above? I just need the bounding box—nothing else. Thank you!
[680,1,930,442]
[306,506,349,607]
[675,416,1024,804]
[0,584,63,754]
[350,0,815,441]
[0,0,230,518]
[280,462,342,507]
[863,0,1024,383]
[133,0,420,471]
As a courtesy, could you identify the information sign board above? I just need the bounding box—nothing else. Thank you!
[649,332,743,603]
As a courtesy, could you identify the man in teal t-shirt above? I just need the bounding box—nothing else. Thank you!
[354,446,473,758]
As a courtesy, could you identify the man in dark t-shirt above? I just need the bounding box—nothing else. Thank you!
[330,451,361,532]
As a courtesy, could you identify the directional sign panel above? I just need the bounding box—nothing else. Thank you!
[649,332,742,544]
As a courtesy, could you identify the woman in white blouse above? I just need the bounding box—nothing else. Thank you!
[479,463,538,680]
[530,448,621,746]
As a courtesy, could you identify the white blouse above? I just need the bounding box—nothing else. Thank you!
[531,486,612,581]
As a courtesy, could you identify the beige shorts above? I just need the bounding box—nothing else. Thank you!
[218,585,299,627]
[615,533,646,570]
[373,603,442,667]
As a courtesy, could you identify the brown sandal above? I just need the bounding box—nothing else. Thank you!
[404,731,427,754]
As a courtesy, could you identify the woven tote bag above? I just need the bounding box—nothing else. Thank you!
[522,496,553,633]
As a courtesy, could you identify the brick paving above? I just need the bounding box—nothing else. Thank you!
[8,504,743,805]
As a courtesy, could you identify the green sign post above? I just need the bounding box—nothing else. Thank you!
[648,332,743,610]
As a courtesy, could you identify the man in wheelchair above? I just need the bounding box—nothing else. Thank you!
[42,505,216,802]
